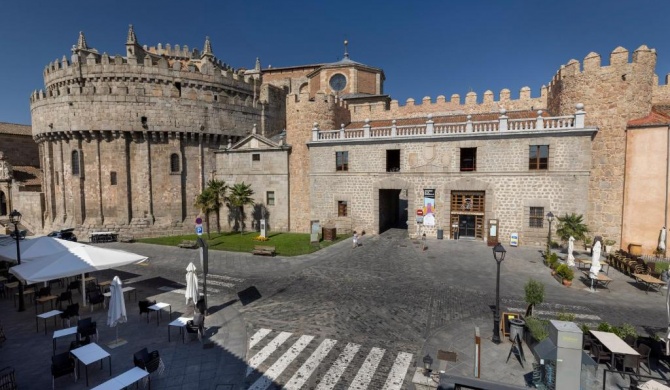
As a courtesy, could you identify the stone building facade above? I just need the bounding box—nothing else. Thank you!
[17,26,670,248]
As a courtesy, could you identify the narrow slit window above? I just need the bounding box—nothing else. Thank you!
[71,150,80,176]
[170,153,180,173]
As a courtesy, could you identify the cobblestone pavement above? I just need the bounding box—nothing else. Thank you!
[40,229,667,389]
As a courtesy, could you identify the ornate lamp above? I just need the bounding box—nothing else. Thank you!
[9,209,25,312]
[546,211,555,249]
[492,243,507,343]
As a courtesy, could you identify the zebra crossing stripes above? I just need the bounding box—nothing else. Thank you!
[248,328,272,349]
[348,347,385,390]
[284,338,338,390]
[247,330,414,390]
[247,335,315,390]
[246,331,293,377]
[382,352,413,390]
[315,343,361,390]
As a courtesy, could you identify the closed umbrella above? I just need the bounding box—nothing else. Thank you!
[186,262,199,305]
[567,236,575,267]
[589,239,602,292]
[107,276,127,348]
[660,227,667,252]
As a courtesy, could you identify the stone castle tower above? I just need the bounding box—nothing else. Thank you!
[29,26,278,237]
[546,45,657,240]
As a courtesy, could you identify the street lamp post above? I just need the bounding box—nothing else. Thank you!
[9,209,25,312]
[492,243,507,344]
[546,211,555,250]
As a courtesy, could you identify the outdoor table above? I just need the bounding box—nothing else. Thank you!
[639,379,670,390]
[590,330,639,364]
[168,316,192,343]
[577,258,610,275]
[98,280,112,293]
[91,367,149,390]
[53,326,78,355]
[103,287,137,308]
[148,302,171,326]
[70,342,112,386]
[582,271,613,291]
[35,294,58,313]
[37,309,62,335]
[633,273,666,294]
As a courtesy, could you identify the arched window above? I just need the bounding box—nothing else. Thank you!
[170,153,180,173]
[72,150,80,176]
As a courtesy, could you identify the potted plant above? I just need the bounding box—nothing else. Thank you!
[583,236,593,252]
[604,239,616,254]
[556,264,574,287]
[524,279,545,317]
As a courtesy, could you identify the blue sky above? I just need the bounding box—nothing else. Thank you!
[2,0,670,125]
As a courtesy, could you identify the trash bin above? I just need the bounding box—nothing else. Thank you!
[437,229,444,240]
[509,318,525,342]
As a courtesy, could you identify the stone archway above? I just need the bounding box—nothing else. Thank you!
[372,177,411,234]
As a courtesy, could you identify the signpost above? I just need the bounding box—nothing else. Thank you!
[196,217,208,310]
[196,217,203,236]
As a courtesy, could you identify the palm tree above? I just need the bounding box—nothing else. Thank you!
[194,188,217,238]
[227,182,255,233]
[206,179,228,233]
[555,213,589,243]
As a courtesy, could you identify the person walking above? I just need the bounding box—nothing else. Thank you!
[353,231,359,248]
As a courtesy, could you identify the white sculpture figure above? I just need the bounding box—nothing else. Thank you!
[589,238,602,291]
[567,236,575,267]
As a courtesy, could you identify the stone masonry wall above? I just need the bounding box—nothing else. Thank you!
[309,133,592,245]
[546,46,656,243]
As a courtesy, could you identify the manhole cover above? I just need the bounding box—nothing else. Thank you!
[438,350,458,362]
[529,260,537,263]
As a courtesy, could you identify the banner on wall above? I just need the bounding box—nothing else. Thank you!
[423,189,436,226]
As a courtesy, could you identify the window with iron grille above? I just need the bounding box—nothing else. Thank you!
[338,201,348,216]
[170,153,180,173]
[71,150,80,176]
[336,151,349,171]
[460,148,476,172]
[110,171,117,185]
[529,145,549,170]
[267,191,275,206]
[252,153,260,162]
[529,207,544,228]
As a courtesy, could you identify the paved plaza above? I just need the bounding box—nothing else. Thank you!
[1,229,669,389]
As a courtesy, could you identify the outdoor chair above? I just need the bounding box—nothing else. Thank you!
[582,333,593,352]
[624,334,637,348]
[55,291,72,309]
[66,281,80,294]
[36,286,51,298]
[0,366,17,390]
[186,314,205,342]
[636,343,652,374]
[591,342,611,365]
[87,290,104,312]
[77,317,98,342]
[615,353,640,377]
[51,352,75,389]
[69,336,90,351]
[138,300,155,322]
[133,347,164,383]
[59,303,79,327]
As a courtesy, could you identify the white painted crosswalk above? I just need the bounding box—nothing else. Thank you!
[245,329,413,390]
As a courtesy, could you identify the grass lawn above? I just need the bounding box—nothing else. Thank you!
[137,231,349,256]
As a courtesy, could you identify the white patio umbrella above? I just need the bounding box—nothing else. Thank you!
[185,262,199,305]
[567,236,575,267]
[107,276,127,348]
[666,286,670,355]
[660,227,667,252]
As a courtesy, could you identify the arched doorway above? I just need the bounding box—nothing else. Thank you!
[0,190,6,216]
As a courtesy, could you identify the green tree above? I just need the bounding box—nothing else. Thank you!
[524,279,544,317]
[227,182,255,233]
[194,188,217,238]
[206,179,228,233]
[555,213,589,243]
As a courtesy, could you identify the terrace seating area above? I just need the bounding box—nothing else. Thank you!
[608,250,668,293]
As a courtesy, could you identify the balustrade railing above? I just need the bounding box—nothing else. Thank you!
[313,104,588,142]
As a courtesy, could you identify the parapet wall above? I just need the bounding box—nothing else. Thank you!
[348,87,547,122]
[30,53,266,137]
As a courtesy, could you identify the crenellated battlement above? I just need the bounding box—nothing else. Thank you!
[348,86,547,122]
[287,91,348,109]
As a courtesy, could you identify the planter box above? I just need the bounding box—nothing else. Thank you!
[553,273,572,287]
